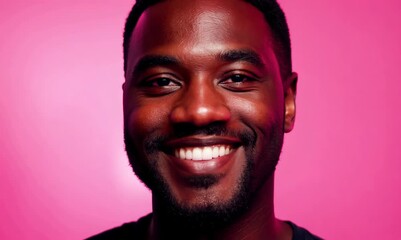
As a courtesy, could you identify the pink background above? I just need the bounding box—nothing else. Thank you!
[1,0,400,239]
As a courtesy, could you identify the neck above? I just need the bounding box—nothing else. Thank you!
[148,174,292,240]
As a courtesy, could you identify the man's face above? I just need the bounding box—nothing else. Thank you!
[123,0,295,226]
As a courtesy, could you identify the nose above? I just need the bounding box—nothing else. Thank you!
[169,78,231,127]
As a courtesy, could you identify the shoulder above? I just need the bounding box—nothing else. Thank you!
[286,221,324,240]
[85,214,152,240]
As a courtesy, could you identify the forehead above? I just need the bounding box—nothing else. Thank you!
[127,0,277,74]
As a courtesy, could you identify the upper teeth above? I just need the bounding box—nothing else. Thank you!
[174,145,232,161]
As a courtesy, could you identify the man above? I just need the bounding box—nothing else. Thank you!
[89,0,321,239]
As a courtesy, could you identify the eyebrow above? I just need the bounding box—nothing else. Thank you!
[132,49,264,75]
[133,55,180,75]
[218,49,265,67]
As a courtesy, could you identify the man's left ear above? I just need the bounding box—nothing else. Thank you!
[284,72,298,133]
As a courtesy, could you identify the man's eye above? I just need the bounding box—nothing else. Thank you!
[219,73,259,92]
[229,74,249,83]
[147,78,177,87]
[223,74,256,84]
[140,77,181,96]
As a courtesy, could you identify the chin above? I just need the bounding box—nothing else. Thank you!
[153,159,253,233]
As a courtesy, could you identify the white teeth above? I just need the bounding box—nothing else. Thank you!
[219,146,225,156]
[174,145,232,160]
[212,146,219,158]
[185,149,192,160]
[193,148,202,160]
[202,147,213,160]
[179,149,185,159]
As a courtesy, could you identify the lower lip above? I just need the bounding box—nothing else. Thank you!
[165,149,239,176]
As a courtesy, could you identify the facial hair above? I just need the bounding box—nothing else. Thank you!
[124,122,283,233]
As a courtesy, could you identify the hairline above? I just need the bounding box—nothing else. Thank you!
[123,0,292,80]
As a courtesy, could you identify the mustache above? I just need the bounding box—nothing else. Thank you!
[125,122,257,154]
[170,122,240,138]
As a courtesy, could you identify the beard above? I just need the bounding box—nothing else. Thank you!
[124,122,284,233]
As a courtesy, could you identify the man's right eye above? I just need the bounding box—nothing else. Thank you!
[140,76,181,96]
[146,78,177,87]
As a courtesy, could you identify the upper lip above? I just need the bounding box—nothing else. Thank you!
[163,135,241,150]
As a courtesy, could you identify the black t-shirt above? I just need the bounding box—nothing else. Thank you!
[86,214,322,240]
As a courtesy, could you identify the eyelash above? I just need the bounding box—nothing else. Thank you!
[143,77,179,87]
[221,73,256,83]
[139,71,259,96]
[144,74,255,86]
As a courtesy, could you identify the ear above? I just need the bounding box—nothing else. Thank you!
[284,72,298,133]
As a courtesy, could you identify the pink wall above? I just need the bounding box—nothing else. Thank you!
[1,0,400,239]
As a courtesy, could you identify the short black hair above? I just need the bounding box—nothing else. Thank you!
[123,0,292,79]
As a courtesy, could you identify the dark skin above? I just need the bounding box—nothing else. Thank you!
[123,0,297,239]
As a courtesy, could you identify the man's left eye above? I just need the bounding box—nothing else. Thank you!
[219,73,260,91]
[229,74,250,83]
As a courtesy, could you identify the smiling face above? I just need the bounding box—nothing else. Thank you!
[123,0,296,229]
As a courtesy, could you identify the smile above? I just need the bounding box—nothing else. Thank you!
[161,136,243,177]
[174,145,233,161]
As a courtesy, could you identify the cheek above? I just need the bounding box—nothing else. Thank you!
[124,98,171,139]
[228,91,284,130]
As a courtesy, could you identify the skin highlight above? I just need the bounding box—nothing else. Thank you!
[123,0,297,239]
